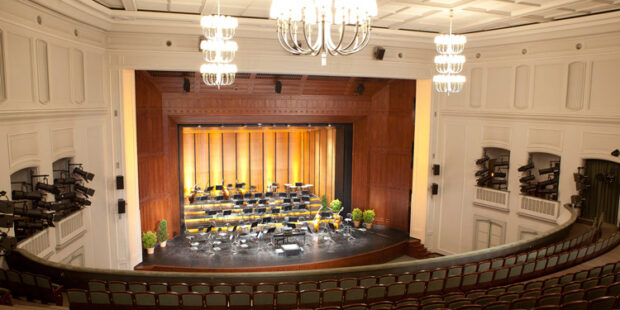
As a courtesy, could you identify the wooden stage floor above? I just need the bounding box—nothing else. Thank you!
[135,225,410,272]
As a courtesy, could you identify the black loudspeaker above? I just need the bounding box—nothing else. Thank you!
[374,46,386,60]
[432,164,440,176]
[356,83,365,95]
[116,176,124,190]
[275,81,282,94]
[612,149,619,157]
[183,78,190,92]
[118,199,126,214]
[431,183,439,195]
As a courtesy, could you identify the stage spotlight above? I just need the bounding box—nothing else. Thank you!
[356,83,365,95]
[538,177,559,187]
[476,175,491,185]
[475,155,489,165]
[73,167,94,182]
[0,200,14,214]
[539,167,558,175]
[0,233,17,252]
[13,206,55,222]
[11,191,43,201]
[15,221,48,230]
[518,163,534,172]
[612,149,619,157]
[0,214,14,228]
[520,184,537,193]
[491,172,507,178]
[491,179,507,185]
[275,81,282,94]
[75,184,95,197]
[35,182,60,195]
[519,175,535,183]
[54,177,77,185]
[494,161,509,167]
[474,168,488,177]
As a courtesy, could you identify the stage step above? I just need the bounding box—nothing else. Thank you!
[407,238,438,259]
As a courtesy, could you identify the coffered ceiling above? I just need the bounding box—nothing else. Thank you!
[93,0,619,33]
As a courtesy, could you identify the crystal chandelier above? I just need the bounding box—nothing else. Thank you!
[269,0,378,66]
[199,0,238,88]
[433,10,466,94]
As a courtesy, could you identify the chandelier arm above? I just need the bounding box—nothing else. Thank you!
[301,20,322,55]
[328,21,347,55]
[280,20,309,54]
[336,21,362,54]
[337,24,371,55]
[290,21,312,53]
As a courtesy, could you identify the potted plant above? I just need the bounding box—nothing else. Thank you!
[363,209,376,229]
[320,195,329,212]
[157,219,169,247]
[352,208,363,228]
[142,231,157,255]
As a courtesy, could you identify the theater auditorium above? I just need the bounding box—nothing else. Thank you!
[0,0,619,309]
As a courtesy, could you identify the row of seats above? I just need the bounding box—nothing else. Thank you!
[67,285,620,309]
[69,262,620,310]
[83,230,618,300]
[0,269,62,305]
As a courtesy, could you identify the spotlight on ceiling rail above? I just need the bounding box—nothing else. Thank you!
[475,155,489,165]
[518,163,534,172]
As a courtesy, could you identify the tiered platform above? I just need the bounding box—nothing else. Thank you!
[135,225,410,272]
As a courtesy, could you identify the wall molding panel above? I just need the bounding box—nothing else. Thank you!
[71,48,85,104]
[35,39,49,104]
[50,128,75,161]
[514,65,530,110]
[0,29,6,103]
[527,128,564,154]
[482,125,511,148]
[6,32,34,104]
[566,62,586,111]
[469,67,483,108]
[7,131,40,173]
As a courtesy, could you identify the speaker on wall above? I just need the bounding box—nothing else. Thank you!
[118,199,126,214]
[275,81,282,94]
[116,176,124,190]
[374,46,386,60]
[432,164,440,176]
[431,183,438,195]
[183,78,190,92]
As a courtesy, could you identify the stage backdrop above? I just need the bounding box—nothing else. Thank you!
[181,126,337,201]
[136,71,416,238]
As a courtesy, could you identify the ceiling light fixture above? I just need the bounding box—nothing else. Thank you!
[433,10,466,94]
[200,0,238,89]
[269,0,378,66]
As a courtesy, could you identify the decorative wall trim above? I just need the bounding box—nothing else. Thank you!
[50,128,75,160]
[17,228,54,258]
[514,65,530,110]
[0,107,107,121]
[439,110,620,124]
[527,128,563,154]
[473,186,510,212]
[518,195,560,223]
[55,209,87,250]
[481,125,511,149]
[8,131,39,173]
[61,246,85,267]
[35,39,49,104]
[469,68,483,108]
[0,29,6,103]
[71,49,85,104]
[566,62,586,111]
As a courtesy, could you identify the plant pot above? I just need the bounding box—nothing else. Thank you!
[365,223,373,229]
[146,247,155,255]
[354,221,361,228]
[160,240,167,248]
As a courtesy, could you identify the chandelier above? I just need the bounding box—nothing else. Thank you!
[433,10,466,94]
[200,0,238,88]
[269,0,378,66]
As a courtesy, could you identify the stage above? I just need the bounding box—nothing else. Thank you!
[135,225,410,272]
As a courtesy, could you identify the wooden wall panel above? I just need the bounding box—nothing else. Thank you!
[182,133,195,195]
[236,133,250,185]
[263,132,276,186]
[195,133,209,191]
[222,132,236,185]
[275,132,289,185]
[136,71,415,235]
[289,131,302,184]
[209,133,222,185]
[250,132,264,192]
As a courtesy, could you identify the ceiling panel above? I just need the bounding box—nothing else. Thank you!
[92,0,620,33]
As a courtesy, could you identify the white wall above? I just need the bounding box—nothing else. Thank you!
[426,15,620,255]
[0,0,135,269]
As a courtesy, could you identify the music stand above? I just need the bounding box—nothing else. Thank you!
[207,210,218,216]
[287,223,296,229]
[223,210,232,216]
[293,198,301,203]
[301,190,310,195]
[295,182,303,187]
[271,208,280,214]
[283,205,292,212]
[289,192,297,198]
[244,193,252,198]
[243,208,253,214]
[301,196,310,202]
[258,199,267,205]
[263,217,273,224]
[257,207,266,214]
[265,192,273,198]
[279,192,288,198]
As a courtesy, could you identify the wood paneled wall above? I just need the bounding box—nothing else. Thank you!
[136,71,416,236]
[181,127,336,201]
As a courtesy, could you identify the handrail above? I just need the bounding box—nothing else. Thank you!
[8,205,578,288]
